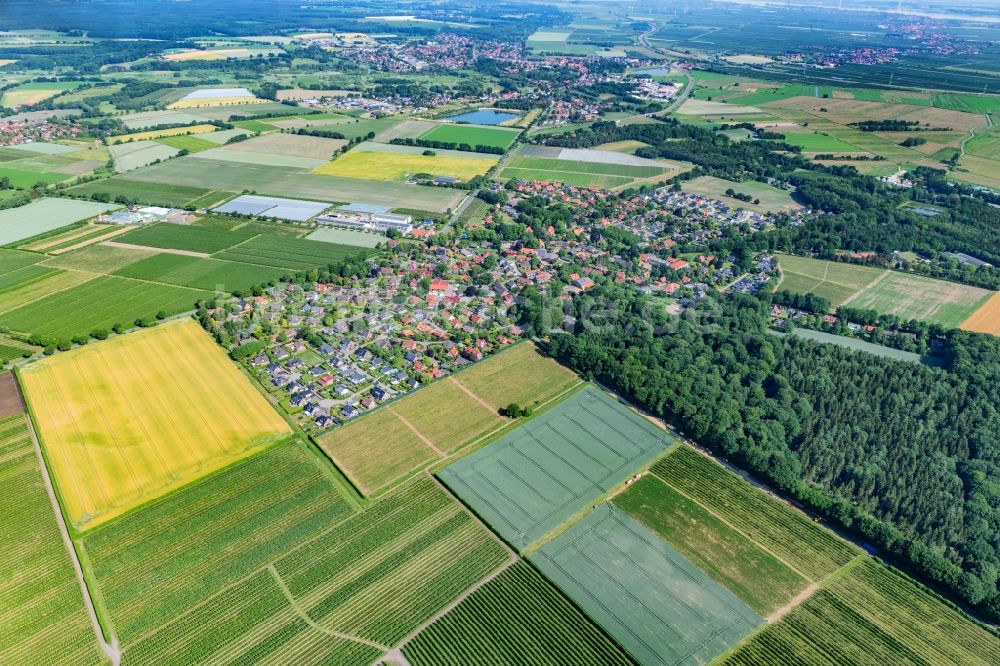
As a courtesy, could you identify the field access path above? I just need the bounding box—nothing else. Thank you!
[19,381,122,665]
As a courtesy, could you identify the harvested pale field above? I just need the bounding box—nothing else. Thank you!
[960,291,1000,336]
[453,343,580,411]
[223,132,347,159]
[679,98,764,115]
[723,54,774,64]
[765,97,985,131]
[318,405,437,495]
[108,124,218,144]
[20,319,291,531]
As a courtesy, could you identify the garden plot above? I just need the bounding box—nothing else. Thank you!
[438,385,670,549]
[532,504,762,666]
[214,194,331,221]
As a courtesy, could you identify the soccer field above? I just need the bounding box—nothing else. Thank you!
[438,385,671,549]
[20,319,291,531]
[531,504,762,666]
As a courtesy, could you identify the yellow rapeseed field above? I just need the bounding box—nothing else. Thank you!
[20,319,290,531]
[313,150,496,181]
[108,123,218,144]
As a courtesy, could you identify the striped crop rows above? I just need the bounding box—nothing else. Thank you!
[721,559,1000,665]
[403,561,635,666]
[0,414,104,666]
[82,444,355,642]
[651,447,856,580]
[273,475,510,647]
[121,569,380,666]
[83,443,508,664]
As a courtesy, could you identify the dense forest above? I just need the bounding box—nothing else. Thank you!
[539,287,1000,622]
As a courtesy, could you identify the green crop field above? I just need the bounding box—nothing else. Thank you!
[683,175,802,213]
[777,254,992,325]
[616,474,808,616]
[402,561,634,666]
[0,248,44,274]
[439,385,671,549]
[213,235,366,271]
[40,244,155,274]
[305,226,386,248]
[0,264,59,294]
[0,198,118,247]
[844,271,992,328]
[783,328,936,366]
[777,254,887,307]
[652,447,857,581]
[931,92,1000,115]
[721,559,1000,665]
[81,443,509,663]
[0,336,36,364]
[0,413,105,666]
[66,178,235,209]
[419,123,521,150]
[117,223,258,253]
[114,253,291,292]
[155,134,217,153]
[0,275,209,340]
[532,504,762,666]
[781,132,865,152]
[0,164,66,189]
